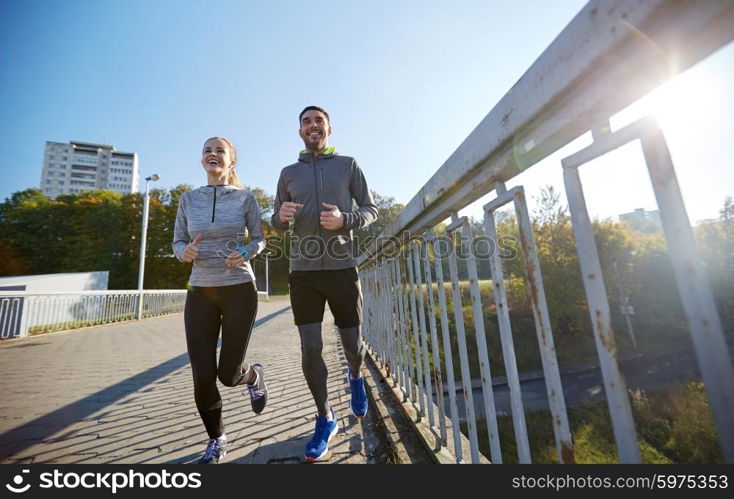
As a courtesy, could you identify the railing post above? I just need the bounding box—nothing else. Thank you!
[445,212,481,463]
[483,195,530,464]
[641,127,734,463]
[428,232,464,462]
[563,154,641,464]
[379,263,389,370]
[390,263,399,381]
[455,215,502,463]
[512,187,574,464]
[412,241,436,428]
[385,261,399,389]
[393,257,410,399]
[421,238,448,445]
[406,245,427,418]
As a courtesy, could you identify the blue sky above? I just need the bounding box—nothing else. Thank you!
[1,0,732,224]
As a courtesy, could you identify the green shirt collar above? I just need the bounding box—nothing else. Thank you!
[299,146,336,156]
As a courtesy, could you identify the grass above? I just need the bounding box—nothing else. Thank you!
[463,382,723,463]
[28,316,135,335]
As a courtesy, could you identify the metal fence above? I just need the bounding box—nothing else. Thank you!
[359,0,734,463]
[0,288,271,339]
[0,290,186,339]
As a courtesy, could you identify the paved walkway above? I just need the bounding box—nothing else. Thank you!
[0,297,386,464]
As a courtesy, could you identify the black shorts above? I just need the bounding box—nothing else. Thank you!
[288,267,362,328]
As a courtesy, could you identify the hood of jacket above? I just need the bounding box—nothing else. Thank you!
[297,147,337,163]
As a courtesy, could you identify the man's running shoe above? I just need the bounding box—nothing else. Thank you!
[304,409,338,462]
[348,370,368,419]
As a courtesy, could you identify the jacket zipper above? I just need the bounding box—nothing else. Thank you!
[312,158,323,262]
[320,169,323,189]
[211,187,217,223]
[312,157,320,213]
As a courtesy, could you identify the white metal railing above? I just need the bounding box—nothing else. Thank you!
[359,0,734,464]
[0,290,188,339]
[0,288,270,339]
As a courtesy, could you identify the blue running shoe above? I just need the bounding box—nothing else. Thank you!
[305,409,338,462]
[348,371,368,419]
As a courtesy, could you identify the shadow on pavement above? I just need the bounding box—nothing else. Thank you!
[0,303,292,460]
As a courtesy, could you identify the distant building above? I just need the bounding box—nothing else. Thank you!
[619,208,662,233]
[40,140,139,198]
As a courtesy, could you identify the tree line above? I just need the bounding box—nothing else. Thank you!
[0,186,405,294]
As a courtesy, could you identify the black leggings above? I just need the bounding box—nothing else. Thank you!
[184,282,258,439]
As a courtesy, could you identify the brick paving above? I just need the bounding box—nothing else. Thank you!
[0,297,385,464]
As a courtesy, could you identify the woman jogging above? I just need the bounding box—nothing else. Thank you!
[172,136,268,464]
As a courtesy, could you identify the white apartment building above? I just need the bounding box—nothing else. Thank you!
[40,140,140,197]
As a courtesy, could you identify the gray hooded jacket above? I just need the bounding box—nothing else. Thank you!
[173,185,265,287]
[271,150,377,271]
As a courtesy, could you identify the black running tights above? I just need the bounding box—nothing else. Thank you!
[184,282,258,439]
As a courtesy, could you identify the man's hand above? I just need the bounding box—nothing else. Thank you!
[278,201,304,224]
[320,202,344,230]
[182,234,202,262]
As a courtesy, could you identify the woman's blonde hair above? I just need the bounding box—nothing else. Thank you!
[205,136,243,189]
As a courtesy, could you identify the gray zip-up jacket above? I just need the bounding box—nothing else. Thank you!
[173,185,265,287]
[271,150,378,271]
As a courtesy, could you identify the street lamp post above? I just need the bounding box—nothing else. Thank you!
[264,253,269,302]
[137,174,160,320]
[613,261,637,349]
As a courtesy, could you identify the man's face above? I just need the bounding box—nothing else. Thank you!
[299,109,332,152]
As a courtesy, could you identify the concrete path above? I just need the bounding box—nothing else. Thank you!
[0,297,386,464]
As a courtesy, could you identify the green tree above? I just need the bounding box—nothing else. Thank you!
[0,189,71,277]
[354,190,405,245]
[529,185,588,336]
[0,238,28,276]
[61,190,137,288]
[0,185,414,296]
[143,185,193,289]
[696,196,734,330]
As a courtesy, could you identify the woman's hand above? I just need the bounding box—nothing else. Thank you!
[182,234,202,262]
[225,247,248,268]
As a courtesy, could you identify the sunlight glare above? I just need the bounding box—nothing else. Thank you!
[610,70,722,164]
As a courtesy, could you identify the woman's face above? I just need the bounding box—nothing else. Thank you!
[201,138,234,176]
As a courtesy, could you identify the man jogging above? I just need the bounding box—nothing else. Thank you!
[271,106,378,462]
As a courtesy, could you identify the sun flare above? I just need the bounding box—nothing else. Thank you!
[613,69,722,162]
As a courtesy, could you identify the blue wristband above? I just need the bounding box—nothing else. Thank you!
[235,246,249,259]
